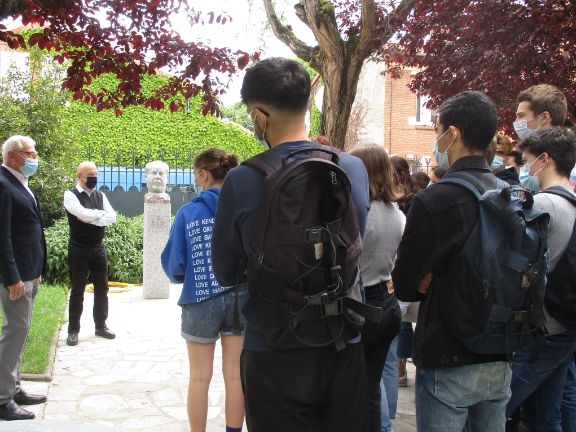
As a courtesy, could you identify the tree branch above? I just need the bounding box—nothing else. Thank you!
[359,0,377,54]
[378,0,416,45]
[302,0,343,65]
[261,0,318,64]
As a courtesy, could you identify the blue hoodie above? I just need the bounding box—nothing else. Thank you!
[161,188,227,305]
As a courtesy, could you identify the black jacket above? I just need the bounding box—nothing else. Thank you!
[495,167,520,186]
[0,166,47,286]
[393,156,506,368]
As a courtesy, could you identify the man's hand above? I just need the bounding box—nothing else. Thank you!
[8,281,25,301]
[417,273,433,295]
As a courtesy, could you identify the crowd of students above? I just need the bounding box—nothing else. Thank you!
[160,58,576,432]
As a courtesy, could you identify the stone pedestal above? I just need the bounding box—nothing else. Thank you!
[143,193,171,299]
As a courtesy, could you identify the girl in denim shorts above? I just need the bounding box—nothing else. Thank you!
[162,148,247,432]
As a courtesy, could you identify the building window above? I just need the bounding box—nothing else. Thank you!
[416,94,435,125]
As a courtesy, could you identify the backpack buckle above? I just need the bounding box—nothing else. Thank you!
[305,228,323,243]
[523,262,544,286]
[319,296,344,318]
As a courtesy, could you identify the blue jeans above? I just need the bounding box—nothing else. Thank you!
[380,336,398,432]
[416,362,511,432]
[506,329,576,432]
[562,356,576,432]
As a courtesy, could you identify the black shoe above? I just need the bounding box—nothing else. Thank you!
[0,400,35,421]
[95,326,116,339]
[66,333,78,346]
[13,389,47,406]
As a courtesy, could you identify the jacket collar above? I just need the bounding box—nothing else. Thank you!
[446,155,491,175]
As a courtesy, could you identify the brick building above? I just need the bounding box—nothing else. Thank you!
[353,59,436,170]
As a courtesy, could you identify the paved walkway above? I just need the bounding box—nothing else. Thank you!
[8,286,416,431]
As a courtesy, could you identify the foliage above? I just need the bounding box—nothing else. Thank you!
[263,0,415,148]
[1,1,260,115]
[45,214,145,284]
[0,284,68,374]
[310,104,322,137]
[386,0,576,132]
[61,74,262,166]
[221,101,254,132]
[0,58,78,225]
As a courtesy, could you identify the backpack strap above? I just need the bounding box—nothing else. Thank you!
[242,150,285,177]
[286,144,340,164]
[539,186,576,206]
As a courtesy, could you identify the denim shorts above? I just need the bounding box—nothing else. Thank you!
[181,284,248,343]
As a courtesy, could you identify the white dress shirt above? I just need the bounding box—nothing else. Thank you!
[63,184,117,227]
[1,163,35,200]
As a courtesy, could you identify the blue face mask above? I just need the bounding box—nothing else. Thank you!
[15,153,39,177]
[433,130,455,170]
[491,155,504,171]
[519,154,545,192]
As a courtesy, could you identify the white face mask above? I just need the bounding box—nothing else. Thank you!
[513,114,541,141]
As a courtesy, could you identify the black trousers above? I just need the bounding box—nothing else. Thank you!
[361,283,402,432]
[241,343,370,432]
[67,241,109,333]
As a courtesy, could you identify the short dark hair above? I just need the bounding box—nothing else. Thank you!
[241,58,311,112]
[432,166,447,179]
[518,127,576,177]
[516,84,567,127]
[437,91,498,151]
[507,151,523,167]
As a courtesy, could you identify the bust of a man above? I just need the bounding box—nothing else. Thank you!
[145,160,170,202]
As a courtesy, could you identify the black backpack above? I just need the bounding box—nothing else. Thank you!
[539,186,576,329]
[242,144,381,351]
[439,172,550,356]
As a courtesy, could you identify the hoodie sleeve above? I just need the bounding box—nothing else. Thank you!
[212,173,244,286]
[161,210,187,284]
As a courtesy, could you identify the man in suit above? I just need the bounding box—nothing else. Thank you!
[64,161,116,346]
[0,135,48,421]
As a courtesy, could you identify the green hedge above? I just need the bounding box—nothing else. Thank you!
[61,74,262,166]
[45,214,144,284]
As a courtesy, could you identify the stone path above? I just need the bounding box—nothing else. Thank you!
[5,285,416,431]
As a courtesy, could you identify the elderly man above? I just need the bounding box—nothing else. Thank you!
[64,161,117,346]
[0,135,47,421]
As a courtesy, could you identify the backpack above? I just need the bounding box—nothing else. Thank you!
[242,144,381,351]
[439,172,549,356]
[539,186,576,329]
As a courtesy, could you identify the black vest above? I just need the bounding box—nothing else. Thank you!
[66,188,105,246]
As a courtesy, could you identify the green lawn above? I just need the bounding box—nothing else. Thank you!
[0,284,68,374]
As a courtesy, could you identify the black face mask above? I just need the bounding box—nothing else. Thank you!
[85,176,98,190]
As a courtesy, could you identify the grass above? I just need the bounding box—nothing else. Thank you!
[0,284,68,374]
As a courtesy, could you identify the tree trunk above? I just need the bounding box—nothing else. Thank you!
[262,0,415,150]
[320,52,364,149]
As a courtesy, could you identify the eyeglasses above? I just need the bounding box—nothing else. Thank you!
[15,150,39,160]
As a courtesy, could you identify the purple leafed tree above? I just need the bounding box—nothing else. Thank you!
[0,0,258,116]
[384,0,576,133]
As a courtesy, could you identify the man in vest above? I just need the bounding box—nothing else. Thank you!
[64,161,117,346]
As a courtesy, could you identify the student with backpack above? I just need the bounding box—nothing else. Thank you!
[350,145,403,431]
[161,149,246,432]
[211,58,372,432]
[506,127,576,432]
[392,91,549,431]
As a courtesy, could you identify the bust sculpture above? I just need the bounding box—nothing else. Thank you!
[144,160,170,202]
